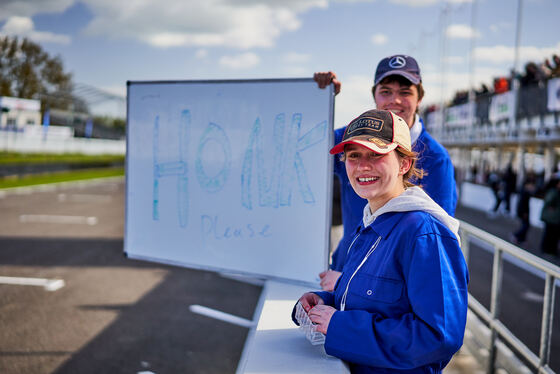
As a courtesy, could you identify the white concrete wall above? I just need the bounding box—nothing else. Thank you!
[460,181,544,228]
[0,125,125,155]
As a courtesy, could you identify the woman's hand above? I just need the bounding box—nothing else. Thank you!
[298,292,324,313]
[319,270,342,291]
[308,305,336,334]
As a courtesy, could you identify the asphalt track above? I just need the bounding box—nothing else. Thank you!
[3,177,558,373]
[0,178,262,374]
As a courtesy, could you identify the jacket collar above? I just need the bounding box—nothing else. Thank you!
[357,212,403,240]
[360,186,461,242]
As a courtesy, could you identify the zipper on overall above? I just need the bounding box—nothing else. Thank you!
[340,235,382,311]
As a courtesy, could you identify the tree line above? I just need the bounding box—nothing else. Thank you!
[0,35,123,135]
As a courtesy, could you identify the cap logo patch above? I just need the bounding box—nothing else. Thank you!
[389,56,406,68]
[346,117,384,135]
[369,138,389,148]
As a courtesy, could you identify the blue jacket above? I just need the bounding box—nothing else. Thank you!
[315,208,469,373]
[413,126,457,216]
[331,122,457,271]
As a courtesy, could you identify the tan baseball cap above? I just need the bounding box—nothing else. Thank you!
[330,109,411,155]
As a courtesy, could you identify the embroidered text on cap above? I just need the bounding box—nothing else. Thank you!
[346,117,384,135]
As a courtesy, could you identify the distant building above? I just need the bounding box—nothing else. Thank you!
[0,96,41,130]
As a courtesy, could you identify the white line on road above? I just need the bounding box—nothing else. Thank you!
[19,214,98,225]
[58,193,113,203]
[189,304,255,328]
[0,276,65,291]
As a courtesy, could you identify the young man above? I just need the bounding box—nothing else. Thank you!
[315,54,457,290]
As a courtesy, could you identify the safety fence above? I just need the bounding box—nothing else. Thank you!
[459,220,560,374]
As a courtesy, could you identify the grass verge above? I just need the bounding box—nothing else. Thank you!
[0,167,124,189]
[0,151,124,165]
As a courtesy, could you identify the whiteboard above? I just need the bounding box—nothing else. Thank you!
[124,79,334,285]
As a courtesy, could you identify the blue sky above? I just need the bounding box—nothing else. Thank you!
[0,0,559,127]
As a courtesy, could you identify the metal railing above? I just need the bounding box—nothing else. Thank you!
[459,220,560,374]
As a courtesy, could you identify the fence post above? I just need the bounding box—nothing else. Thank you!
[538,274,556,368]
[488,246,503,374]
[460,227,470,265]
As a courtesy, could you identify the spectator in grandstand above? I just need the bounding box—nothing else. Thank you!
[493,76,509,94]
[519,61,548,117]
[520,61,546,87]
[476,83,490,96]
[545,54,560,78]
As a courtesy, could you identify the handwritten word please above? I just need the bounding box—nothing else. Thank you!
[201,215,271,241]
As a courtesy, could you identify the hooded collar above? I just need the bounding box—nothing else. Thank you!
[362,186,460,243]
[410,114,422,144]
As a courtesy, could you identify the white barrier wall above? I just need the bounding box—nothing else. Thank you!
[460,182,544,228]
[0,126,125,155]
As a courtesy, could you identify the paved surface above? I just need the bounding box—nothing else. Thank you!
[0,179,262,374]
[2,177,557,373]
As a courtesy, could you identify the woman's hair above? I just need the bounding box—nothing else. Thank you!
[340,146,424,188]
[395,147,424,188]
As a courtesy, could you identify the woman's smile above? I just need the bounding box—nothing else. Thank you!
[344,144,405,212]
[357,176,380,184]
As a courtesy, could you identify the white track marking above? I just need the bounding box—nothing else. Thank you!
[57,193,112,203]
[19,214,98,225]
[0,276,65,291]
[189,304,255,328]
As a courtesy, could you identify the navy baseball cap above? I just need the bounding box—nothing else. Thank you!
[374,54,422,85]
[330,109,411,155]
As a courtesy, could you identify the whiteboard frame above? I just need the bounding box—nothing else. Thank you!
[124,78,335,287]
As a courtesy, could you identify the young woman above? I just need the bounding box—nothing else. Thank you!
[316,54,457,292]
[294,109,469,373]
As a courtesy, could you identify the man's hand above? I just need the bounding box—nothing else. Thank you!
[313,71,341,95]
[319,270,342,291]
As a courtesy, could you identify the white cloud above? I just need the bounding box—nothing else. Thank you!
[77,0,326,49]
[489,21,512,33]
[283,52,311,63]
[195,49,209,59]
[219,52,260,69]
[446,24,480,39]
[389,0,439,6]
[445,55,465,64]
[333,74,374,128]
[333,0,376,2]
[0,0,74,21]
[390,0,471,7]
[371,33,388,46]
[0,16,71,44]
[283,66,309,76]
[474,43,560,65]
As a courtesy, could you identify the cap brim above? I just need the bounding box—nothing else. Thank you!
[329,138,398,155]
[375,70,421,85]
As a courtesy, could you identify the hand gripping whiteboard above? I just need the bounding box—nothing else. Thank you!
[125,79,334,285]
